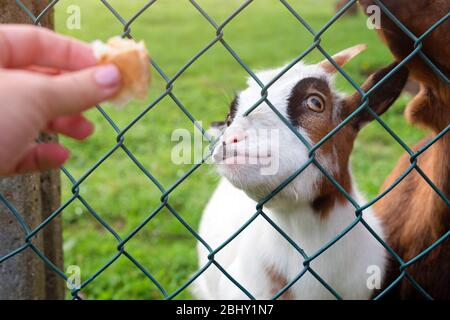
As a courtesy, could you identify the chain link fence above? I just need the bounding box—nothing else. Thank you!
[0,0,448,300]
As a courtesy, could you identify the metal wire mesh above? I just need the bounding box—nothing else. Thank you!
[0,0,448,300]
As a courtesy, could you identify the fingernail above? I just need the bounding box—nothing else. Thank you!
[94,65,121,87]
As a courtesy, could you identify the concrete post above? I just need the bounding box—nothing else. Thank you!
[0,1,64,300]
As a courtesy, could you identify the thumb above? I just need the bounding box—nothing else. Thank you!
[44,64,121,116]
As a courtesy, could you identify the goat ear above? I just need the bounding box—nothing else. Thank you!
[319,44,367,73]
[344,62,409,130]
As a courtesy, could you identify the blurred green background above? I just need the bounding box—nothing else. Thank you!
[53,0,425,299]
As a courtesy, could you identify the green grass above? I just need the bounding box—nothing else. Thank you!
[52,0,426,299]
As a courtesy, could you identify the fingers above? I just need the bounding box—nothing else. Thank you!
[0,25,96,70]
[1,64,121,118]
[43,64,121,116]
[14,143,70,174]
[47,115,94,140]
[25,65,63,75]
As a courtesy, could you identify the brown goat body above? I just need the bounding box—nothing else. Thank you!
[359,0,450,299]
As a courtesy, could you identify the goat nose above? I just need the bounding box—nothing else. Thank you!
[223,129,247,145]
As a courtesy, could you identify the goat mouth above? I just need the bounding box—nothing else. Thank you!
[214,151,271,164]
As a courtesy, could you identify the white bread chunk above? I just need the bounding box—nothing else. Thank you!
[92,37,151,107]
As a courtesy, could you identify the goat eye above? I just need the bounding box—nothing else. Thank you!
[306,95,325,112]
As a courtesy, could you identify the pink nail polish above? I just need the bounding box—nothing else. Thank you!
[94,65,121,87]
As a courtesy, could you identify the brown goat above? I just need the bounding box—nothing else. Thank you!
[359,0,450,299]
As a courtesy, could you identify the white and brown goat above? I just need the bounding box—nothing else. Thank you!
[194,45,408,299]
[360,0,450,299]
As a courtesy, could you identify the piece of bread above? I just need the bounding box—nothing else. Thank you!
[92,37,151,106]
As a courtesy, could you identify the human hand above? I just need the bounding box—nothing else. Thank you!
[0,25,122,176]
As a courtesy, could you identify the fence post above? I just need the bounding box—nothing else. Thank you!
[0,1,64,300]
